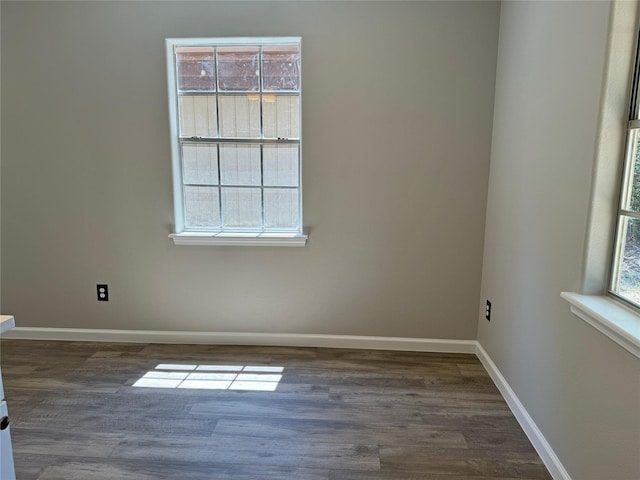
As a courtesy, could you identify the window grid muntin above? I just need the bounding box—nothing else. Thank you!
[177,91,300,142]
[180,141,301,233]
[260,143,266,229]
[216,143,223,227]
[173,40,301,233]
[259,48,265,229]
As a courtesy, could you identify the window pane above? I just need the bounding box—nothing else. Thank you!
[182,144,218,185]
[219,95,260,138]
[262,95,299,139]
[184,186,220,228]
[263,145,298,186]
[220,145,261,186]
[179,95,217,137]
[264,188,299,229]
[613,216,640,306]
[169,39,302,235]
[623,129,640,212]
[217,47,259,92]
[262,46,300,92]
[221,188,261,228]
[176,47,215,92]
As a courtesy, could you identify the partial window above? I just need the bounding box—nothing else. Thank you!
[610,32,640,306]
[166,38,305,245]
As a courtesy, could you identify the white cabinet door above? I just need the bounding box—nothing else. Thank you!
[0,401,15,480]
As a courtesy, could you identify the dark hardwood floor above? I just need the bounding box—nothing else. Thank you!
[0,340,552,479]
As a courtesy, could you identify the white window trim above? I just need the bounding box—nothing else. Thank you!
[165,37,305,246]
[562,0,640,360]
[169,232,307,247]
[561,293,640,359]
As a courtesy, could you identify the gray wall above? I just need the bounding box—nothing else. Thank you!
[4,1,640,477]
[478,1,640,478]
[1,1,500,337]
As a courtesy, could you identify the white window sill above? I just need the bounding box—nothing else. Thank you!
[561,292,640,359]
[169,232,308,247]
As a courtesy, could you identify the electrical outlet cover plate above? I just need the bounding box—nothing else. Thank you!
[485,300,491,321]
[97,284,109,301]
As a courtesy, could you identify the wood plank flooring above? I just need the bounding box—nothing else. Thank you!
[0,341,552,479]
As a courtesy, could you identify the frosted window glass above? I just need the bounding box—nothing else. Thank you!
[179,96,217,137]
[219,96,260,138]
[176,47,216,92]
[263,96,299,139]
[264,189,298,229]
[222,188,261,228]
[623,129,640,212]
[182,144,218,185]
[184,186,220,228]
[613,217,640,305]
[262,46,300,92]
[217,47,259,92]
[263,145,298,187]
[220,145,261,186]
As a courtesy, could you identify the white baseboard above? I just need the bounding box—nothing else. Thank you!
[476,343,571,480]
[2,327,477,353]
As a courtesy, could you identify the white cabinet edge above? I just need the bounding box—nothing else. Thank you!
[0,316,15,335]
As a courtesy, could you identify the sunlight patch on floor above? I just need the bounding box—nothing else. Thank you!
[132,364,284,391]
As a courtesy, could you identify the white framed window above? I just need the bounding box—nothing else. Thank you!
[562,3,640,361]
[610,31,640,307]
[165,37,306,246]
